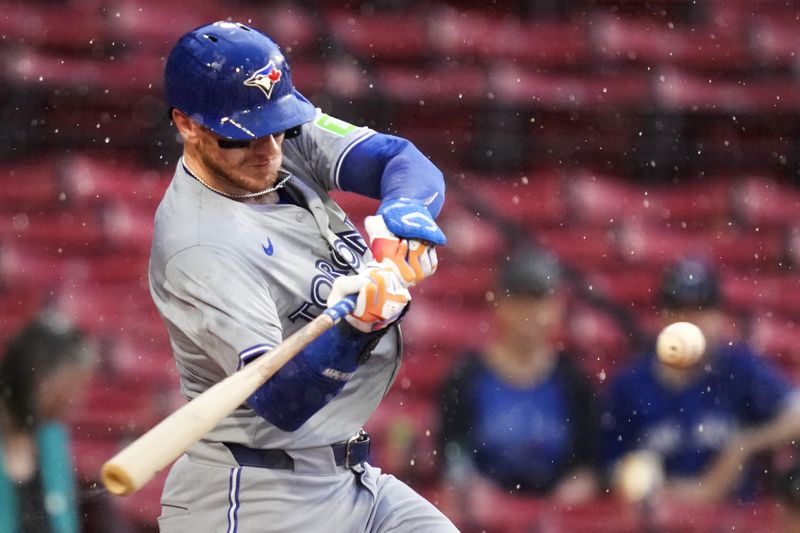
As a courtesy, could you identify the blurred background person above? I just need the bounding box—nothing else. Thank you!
[438,247,600,526]
[0,310,97,533]
[601,257,800,505]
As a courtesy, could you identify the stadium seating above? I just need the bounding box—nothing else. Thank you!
[1,1,799,531]
[590,15,750,72]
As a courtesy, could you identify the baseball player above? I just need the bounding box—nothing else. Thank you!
[149,21,457,532]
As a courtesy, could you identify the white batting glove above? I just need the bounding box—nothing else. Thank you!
[365,215,438,288]
[327,263,411,333]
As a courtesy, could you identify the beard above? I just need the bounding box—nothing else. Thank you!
[199,147,282,194]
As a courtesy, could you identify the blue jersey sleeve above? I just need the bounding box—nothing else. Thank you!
[724,344,794,424]
[600,376,637,468]
[338,133,445,218]
[599,357,653,468]
[246,323,378,432]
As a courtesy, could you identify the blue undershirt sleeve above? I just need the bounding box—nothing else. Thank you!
[338,133,445,217]
[246,322,378,432]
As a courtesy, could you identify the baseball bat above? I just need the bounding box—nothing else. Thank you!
[100,296,357,496]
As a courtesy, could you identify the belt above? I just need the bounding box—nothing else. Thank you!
[224,430,371,470]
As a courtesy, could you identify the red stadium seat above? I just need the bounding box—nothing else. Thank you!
[551,497,643,532]
[456,171,567,228]
[565,171,647,226]
[59,154,170,209]
[731,177,800,229]
[492,65,651,110]
[722,272,800,317]
[0,2,109,51]
[108,336,178,387]
[586,267,661,308]
[394,346,462,400]
[415,262,495,306]
[749,314,800,381]
[0,287,46,342]
[565,302,636,381]
[534,225,620,272]
[68,376,168,438]
[591,16,749,72]
[401,298,493,354]
[51,281,160,338]
[567,172,732,228]
[751,19,800,68]
[327,10,428,62]
[107,1,250,54]
[0,209,107,253]
[616,221,785,269]
[789,226,800,267]
[70,435,121,484]
[654,68,800,113]
[436,200,507,265]
[651,498,783,533]
[375,65,489,106]
[428,8,590,67]
[0,159,61,210]
[5,47,163,97]
[296,58,362,99]
[639,178,732,227]
[0,240,149,290]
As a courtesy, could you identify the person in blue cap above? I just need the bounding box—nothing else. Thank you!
[151,21,456,532]
[438,248,600,525]
[601,257,800,504]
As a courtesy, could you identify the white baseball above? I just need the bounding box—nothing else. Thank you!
[656,321,706,368]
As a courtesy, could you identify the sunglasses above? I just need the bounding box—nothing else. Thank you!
[217,126,302,149]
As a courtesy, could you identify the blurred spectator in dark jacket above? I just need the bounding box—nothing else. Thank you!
[601,257,800,504]
[0,310,97,533]
[438,247,600,522]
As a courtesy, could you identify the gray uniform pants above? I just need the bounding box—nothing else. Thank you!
[158,454,459,532]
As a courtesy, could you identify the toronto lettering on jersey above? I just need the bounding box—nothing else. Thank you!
[288,229,368,323]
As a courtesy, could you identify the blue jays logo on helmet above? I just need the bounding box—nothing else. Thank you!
[244,61,282,99]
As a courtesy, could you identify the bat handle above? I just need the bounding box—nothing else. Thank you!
[324,294,357,322]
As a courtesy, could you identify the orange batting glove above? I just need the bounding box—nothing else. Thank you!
[327,263,411,332]
[365,215,438,288]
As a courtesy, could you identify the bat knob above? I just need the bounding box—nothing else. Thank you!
[101,461,136,496]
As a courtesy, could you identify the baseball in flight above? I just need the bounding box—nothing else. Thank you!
[656,321,706,368]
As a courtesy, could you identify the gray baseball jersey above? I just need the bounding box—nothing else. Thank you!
[149,110,457,532]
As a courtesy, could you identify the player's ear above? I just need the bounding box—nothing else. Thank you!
[171,109,200,145]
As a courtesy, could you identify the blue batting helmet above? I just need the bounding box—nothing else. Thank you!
[164,21,316,140]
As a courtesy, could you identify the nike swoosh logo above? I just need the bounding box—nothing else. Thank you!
[262,238,274,256]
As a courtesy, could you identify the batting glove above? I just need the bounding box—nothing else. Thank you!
[367,199,447,288]
[365,215,438,288]
[327,263,411,333]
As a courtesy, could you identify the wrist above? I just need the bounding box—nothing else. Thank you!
[301,321,383,375]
